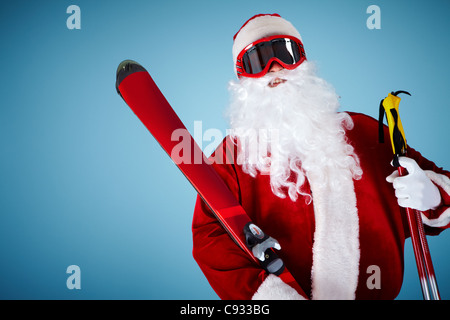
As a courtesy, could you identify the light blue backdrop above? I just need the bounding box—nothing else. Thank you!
[0,0,449,299]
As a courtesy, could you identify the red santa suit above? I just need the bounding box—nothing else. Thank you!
[191,112,450,300]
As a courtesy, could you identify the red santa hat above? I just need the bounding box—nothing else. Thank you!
[232,14,303,70]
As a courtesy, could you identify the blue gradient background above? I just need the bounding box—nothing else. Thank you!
[0,0,449,300]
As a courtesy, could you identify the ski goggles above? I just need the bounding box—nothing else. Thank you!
[236,35,306,78]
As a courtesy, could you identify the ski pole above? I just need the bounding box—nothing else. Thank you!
[378,90,440,300]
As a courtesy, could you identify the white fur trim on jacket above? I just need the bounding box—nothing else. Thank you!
[421,171,450,228]
[252,274,306,300]
[252,167,360,300]
[308,167,360,300]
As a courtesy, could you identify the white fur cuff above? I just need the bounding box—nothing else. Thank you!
[422,171,450,228]
[252,274,306,300]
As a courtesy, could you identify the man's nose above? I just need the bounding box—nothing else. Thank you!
[268,61,284,73]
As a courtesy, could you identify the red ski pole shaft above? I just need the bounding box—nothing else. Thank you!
[413,208,440,300]
[398,166,440,300]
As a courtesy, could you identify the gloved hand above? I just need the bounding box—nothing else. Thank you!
[386,157,442,211]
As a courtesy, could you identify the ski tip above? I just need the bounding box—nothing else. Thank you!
[115,60,147,96]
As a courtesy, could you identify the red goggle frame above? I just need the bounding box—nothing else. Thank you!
[236,35,306,78]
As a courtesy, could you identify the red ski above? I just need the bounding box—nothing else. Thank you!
[115,60,308,299]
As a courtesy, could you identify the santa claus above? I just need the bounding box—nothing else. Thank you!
[191,13,450,300]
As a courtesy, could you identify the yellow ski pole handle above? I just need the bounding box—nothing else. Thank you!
[383,93,406,154]
[378,90,410,166]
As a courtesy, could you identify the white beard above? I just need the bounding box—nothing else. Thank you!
[226,61,363,202]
